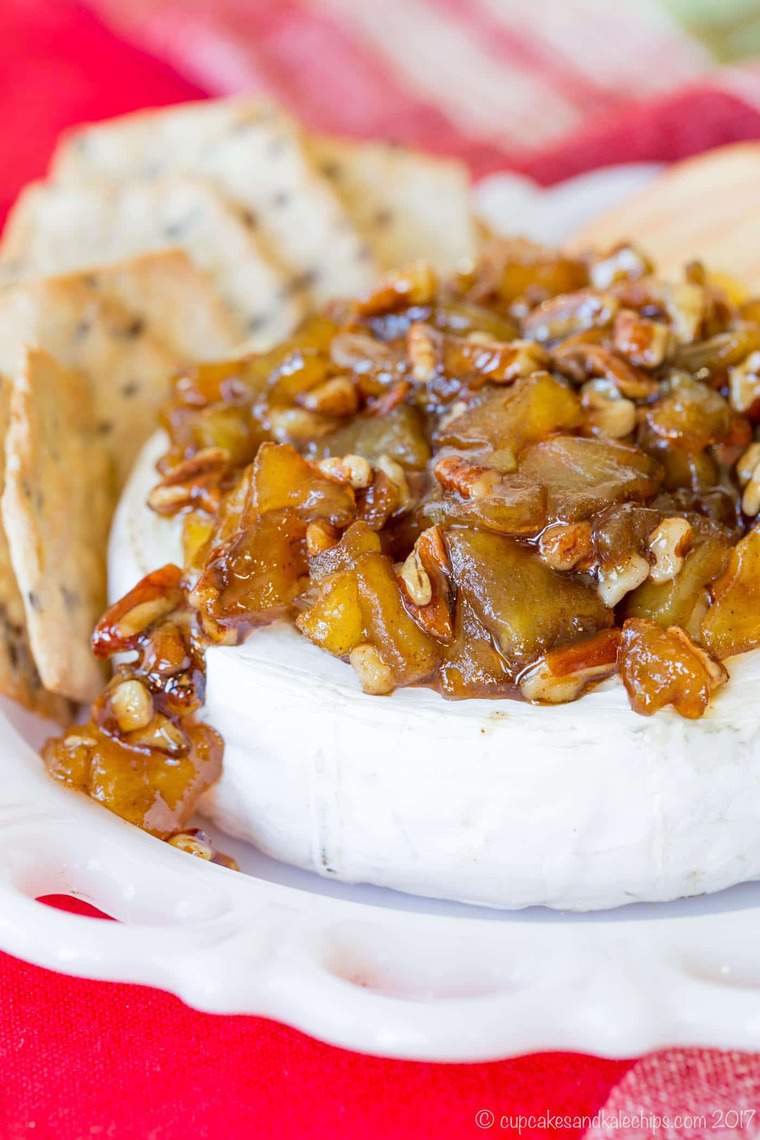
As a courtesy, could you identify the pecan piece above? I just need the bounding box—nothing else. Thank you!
[433,454,507,500]
[149,446,229,516]
[539,521,593,571]
[92,565,184,658]
[398,526,453,642]
[520,628,621,704]
[613,309,672,369]
[349,643,395,694]
[553,342,658,399]
[581,379,637,439]
[647,518,693,584]
[738,441,760,516]
[317,453,373,489]
[298,375,359,417]
[522,289,618,343]
[356,262,437,317]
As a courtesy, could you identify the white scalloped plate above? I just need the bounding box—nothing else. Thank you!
[9,161,760,1063]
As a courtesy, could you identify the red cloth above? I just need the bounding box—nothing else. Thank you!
[1,3,759,1137]
[0,899,628,1140]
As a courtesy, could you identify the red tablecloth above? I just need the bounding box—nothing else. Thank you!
[3,3,760,1137]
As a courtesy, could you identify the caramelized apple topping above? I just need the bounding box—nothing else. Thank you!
[45,565,222,838]
[43,244,760,835]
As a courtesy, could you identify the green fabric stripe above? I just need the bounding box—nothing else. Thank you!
[662,0,760,62]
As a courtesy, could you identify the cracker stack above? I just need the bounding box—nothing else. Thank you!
[0,96,477,719]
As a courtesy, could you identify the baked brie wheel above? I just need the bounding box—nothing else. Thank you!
[113,431,760,911]
[47,245,760,910]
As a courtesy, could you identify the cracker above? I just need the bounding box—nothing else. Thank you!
[0,177,299,349]
[312,136,477,272]
[51,97,378,305]
[88,250,243,361]
[2,349,111,702]
[0,376,72,722]
[0,269,182,488]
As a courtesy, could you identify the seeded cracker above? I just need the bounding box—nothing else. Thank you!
[0,270,180,487]
[0,376,72,722]
[86,250,242,361]
[50,97,379,306]
[0,178,298,349]
[312,136,477,272]
[3,349,111,702]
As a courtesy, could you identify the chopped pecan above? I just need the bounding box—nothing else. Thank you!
[317,453,373,489]
[433,454,506,500]
[306,520,339,557]
[356,262,437,317]
[92,565,184,658]
[520,628,621,703]
[539,521,593,571]
[375,454,411,508]
[647,517,693,584]
[298,375,359,416]
[406,322,438,383]
[613,309,672,369]
[406,322,548,394]
[400,547,431,606]
[149,446,229,516]
[597,553,650,608]
[737,441,760,516]
[109,678,155,733]
[349,643,395,694]
[589,244,652,289]
[581,379,637,439]
[522,289,618,343]
[169,828,239,869]
[552,342,658,398]
[729,350,760,415]
[398,526,453,642]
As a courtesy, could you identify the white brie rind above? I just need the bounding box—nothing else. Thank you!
[109,432,760,911]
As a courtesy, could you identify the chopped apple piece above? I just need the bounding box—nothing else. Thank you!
[314,404,430,469]
[624,532,729,628]
[309,520,382,581]
[440,596,510,698]
[476,239,588,304]
[519,436,662,521]
[619,619,727,719]
[44,719,222,837]
[296,571,363,656]
[702,529,760,658]
[643,376,731,454]
[355,551,440,685]
[192,509,308,639]
[446,528,612,673]
[437,371,581,453]
[252,442,355,526]
[266,347,332,405]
